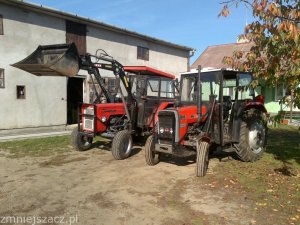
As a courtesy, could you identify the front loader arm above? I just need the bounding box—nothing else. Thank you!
[81,53,134,104]
[12,43,135,129]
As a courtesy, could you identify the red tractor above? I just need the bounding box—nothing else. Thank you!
[13,43,177,159]
[145,67,268,176]
[76,65,177,160]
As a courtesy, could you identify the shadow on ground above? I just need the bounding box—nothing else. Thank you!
[266,126,300,176]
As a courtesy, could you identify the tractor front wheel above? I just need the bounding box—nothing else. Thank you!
[195,141,210,177]
[145,135,160,166]
[111,130,133,160]
[71,127,93,151]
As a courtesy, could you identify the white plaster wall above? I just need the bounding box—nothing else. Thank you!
[0,2,190,130]
[0,4,67,129]
[86,27,189,78]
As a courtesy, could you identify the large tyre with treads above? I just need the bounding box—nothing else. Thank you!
[111,130,133,160]
[195,141,210,177]
[71,127,93,151]
[145,135,160,166]
[235,112,267,162]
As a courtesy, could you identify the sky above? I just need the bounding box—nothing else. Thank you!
[27,0,251,64]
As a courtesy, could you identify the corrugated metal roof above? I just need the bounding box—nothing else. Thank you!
[191,42,253,69]
[0,0,194,51]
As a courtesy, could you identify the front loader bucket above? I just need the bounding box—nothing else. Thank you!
[12,43,80,77]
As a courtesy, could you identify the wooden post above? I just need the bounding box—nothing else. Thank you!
[290,89,294,123]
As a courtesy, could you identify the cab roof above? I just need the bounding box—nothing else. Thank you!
[124,66,175,79]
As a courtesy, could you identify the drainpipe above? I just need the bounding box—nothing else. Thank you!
[188,49,196,71]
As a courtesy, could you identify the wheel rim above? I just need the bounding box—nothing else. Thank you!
[122,135,133,155]
[80,135,92,147]
[248,121,265,154]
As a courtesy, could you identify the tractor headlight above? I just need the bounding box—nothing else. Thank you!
[159,127,164,133]
[84,107,94,115]
[101,116,107,123]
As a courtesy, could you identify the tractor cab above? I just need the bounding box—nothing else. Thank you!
[125,66,177,130]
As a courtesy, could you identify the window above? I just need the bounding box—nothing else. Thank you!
[107,78,119,95]
[275,84,286,101]
[147,79,159,97]
[137,46,149,61]
[0,69,4,88]
[131,77,146,96]
[0,15,3,35]
[181,77,196,102]
[160,80,175,98]
[17,85,26,99]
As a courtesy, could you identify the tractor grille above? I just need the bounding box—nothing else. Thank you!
[83,117,94,130]
[158,111,175,143]
[83,107,94,131]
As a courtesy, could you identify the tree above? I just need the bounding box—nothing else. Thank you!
[220,0,300,108]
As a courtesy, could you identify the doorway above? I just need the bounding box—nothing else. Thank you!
[67,77,84,124]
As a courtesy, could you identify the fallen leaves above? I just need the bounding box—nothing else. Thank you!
[256,202,267,207]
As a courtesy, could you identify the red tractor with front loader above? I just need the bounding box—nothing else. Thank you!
[145,67,268,176]
[13,43,177,159]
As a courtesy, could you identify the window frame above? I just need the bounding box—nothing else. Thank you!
[0,15,3,35]
[107,77,120,95]
[146,78,159,97]
[137,46,149,61]
[275,83,286,101]
[16,85,26,100]
[0,69,4,88]
[160,79,175,99]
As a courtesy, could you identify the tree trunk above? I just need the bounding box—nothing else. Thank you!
[290,89,294,123]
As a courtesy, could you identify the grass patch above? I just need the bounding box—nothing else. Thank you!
[213,125,300,224]
[0,135,73,158]
[0,135,110,158]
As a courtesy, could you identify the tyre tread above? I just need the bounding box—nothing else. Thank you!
[111,130,132,160]
[196,141,209,177]
[236,112,266,162]
[145,135,160,166]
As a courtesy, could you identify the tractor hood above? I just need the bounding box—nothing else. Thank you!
[11,43,80,77]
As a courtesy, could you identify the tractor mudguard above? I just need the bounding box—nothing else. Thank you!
[12,43,80,77]
[245,102,267,114]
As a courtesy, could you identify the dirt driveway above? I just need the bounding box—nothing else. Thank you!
[0,143,258,225]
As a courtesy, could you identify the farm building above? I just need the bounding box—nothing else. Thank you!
[0,0,193,130]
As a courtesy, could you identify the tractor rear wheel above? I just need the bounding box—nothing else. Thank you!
[111,130,133,160]
[71,127,93,151]
[145,135,160,166]
[236,115,266,162]
[195,141,210,177]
